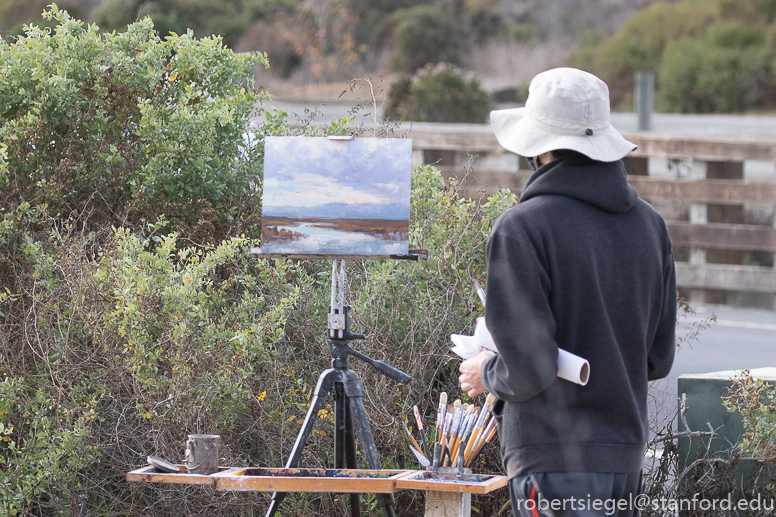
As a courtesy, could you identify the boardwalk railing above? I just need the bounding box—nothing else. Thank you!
[399,122,776,308]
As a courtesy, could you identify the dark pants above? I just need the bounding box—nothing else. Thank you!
[509,472,642,517]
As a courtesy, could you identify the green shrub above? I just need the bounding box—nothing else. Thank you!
[571,0,776,112]
[91,0,252,48]
[724,372,776,459]
[385,63,493,123]
[570,0,719,108]
[658,22,772,112]
[0,8,519,515]
[0,6,267,242]
[0,164,517,515]
[384,5,459,74]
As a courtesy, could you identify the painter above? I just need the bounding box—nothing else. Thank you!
[457,67,677,517]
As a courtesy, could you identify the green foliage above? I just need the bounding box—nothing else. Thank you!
[0,9,519,515]
[504,22,535,42]
[0,378,100,516]
[385,63,493,123]
[0,163,517,515]
[571,0,719,108]
[724,372,776,459]
[659,21,772,112]
[91,0,257,47]
[571,0,776,113]
[97,227,298,428]
[384,5,460,74]
[0,7,268,242]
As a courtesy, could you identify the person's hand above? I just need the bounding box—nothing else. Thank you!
[459,350,494,398]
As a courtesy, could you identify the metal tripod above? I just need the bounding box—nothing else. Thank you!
[265,261,411,517]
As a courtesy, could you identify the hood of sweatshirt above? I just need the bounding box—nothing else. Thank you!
[519,156,639,214]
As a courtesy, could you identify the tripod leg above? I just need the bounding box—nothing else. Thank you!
[343,394,361,517]
[334,382,362,517]
[345,375,396,517]
[334,382,347,469]
[265,370,337,517]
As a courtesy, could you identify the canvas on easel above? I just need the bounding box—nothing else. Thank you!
[256,136,413,259]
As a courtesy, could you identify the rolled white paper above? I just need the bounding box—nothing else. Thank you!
[557,348,590,386]
[450,319,590,386]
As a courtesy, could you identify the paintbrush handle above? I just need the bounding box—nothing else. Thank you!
[419,429,430,459]
[449,436,462,464]
[414,406,431,459]
[468,438,490,467]
[464,429,481,464]
[468,421,498,467]
[402,422,426,459]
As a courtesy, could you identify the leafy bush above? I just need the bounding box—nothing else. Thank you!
[724,372,776,459]
[569,0,716,108]
[658,21,773,112]
[0,7,524,516]
[0,6,267,243]
[0,163,517,515]
[571,0,776,112]
[91,0,252,48]
[383,5,460,74]
[385,63,493,123]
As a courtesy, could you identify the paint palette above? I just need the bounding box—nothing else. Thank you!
[212,468,409,493]
[394,470,508,494]
[127,465,226,486]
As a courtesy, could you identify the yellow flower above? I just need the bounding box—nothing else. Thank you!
[183,279,191,285]
[317,408,328,419]
[256,391,267,402]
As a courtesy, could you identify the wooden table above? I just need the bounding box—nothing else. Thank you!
[127,466,507,516]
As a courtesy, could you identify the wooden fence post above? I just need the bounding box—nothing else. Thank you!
[688,159,708,305]
[412,149,425,168]
[773,211,776,310]
[706,160,745,305]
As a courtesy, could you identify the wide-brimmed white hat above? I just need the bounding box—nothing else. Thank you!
[490,67,636,162]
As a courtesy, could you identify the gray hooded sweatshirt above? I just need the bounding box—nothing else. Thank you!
[480,155,676,479]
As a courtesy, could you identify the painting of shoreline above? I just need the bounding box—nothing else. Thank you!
[261,216,409,255]
[260,137,412,257]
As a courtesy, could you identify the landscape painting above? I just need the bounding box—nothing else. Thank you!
[260,136,412,257]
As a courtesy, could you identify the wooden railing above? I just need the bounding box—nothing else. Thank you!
[400,122,776,308]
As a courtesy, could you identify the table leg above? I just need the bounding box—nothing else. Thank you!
[424,491,471,517]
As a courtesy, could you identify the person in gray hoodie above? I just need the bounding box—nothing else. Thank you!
[459,68,676,516]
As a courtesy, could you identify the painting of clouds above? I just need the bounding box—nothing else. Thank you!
[260,136,412,257]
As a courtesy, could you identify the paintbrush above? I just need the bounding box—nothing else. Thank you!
[436,392,447,443]
[464,393,496,464]
[469,414,497,463]
[450,404,475,462]
[438,410,453,467]
[458,406,479,457]
[468,419,498,467]
[443,400,462,466]
[413,405,430,459]
[402,420,426,460]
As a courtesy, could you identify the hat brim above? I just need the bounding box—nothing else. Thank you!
[490,108,637,162]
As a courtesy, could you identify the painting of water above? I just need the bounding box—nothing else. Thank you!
[260,136,412,257]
